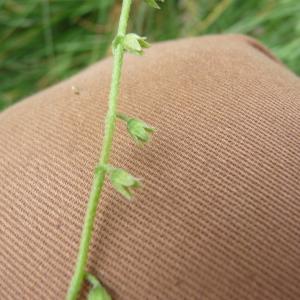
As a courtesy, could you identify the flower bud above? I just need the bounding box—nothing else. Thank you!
[110,168,140,200]
[123,33,150,55]
[127,118,154,143]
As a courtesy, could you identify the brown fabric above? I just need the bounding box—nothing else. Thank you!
[1,34,300,300]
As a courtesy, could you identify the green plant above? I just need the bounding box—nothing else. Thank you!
[66,1,160,299]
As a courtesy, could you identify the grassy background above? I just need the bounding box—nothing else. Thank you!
[0,0,299,111]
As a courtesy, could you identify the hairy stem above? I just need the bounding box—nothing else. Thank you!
[66,1,132,299]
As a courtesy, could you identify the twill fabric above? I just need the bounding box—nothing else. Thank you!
[0,35,300,300]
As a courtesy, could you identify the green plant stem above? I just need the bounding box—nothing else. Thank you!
[66,1,132,299]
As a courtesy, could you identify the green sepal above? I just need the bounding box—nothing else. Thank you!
[127,118,155,143]
[123,33,150,55]
[110,168,140,200]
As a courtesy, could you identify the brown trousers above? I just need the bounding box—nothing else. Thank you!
[0,35,300,300]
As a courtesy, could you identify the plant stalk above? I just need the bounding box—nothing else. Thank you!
[66,1,132,299]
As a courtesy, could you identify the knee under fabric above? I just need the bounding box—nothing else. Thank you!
[0,35,299,300]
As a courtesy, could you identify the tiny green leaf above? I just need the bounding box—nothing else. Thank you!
[144,0,164,9]
[127,118,155,143]
[123,33,150,55]
[88,285,111,300]
[110,168,140,200]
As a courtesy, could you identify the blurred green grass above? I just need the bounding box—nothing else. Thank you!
[0,0,299,111]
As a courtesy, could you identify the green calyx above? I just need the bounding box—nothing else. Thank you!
[117,113,155,144]
[109,168,140,200]
[127,118,154,143]
[96,164,140,200]
[123,33,150,55]
[113,33,150,55]
[144,0,164,9]
[86,273,111,300]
